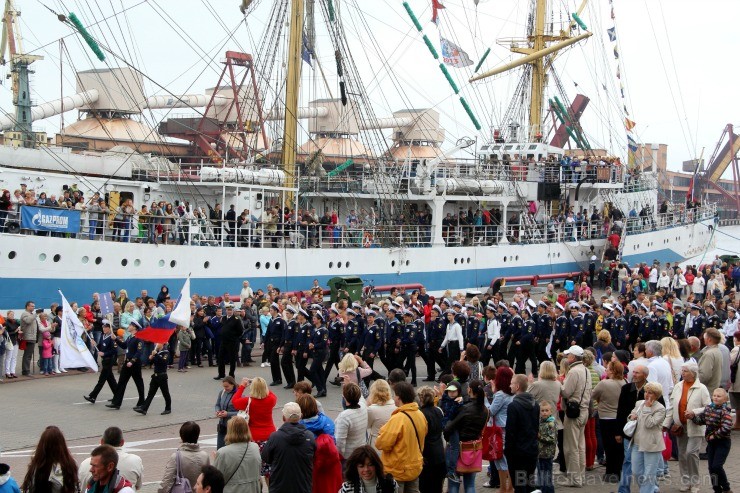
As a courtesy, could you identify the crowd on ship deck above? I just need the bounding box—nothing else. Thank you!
[2,254,740,493]
[0,174,712,250]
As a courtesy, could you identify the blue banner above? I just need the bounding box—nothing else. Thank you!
[21,206,81,233]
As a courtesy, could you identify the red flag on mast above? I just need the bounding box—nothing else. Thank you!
[432,0,445,24]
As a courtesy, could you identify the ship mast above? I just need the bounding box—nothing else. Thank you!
[281,0,304,194]
[470,0,591,141]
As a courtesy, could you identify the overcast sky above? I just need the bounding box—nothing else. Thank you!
[5,0,739,175]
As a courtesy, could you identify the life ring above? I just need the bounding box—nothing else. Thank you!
[363,232,372,248]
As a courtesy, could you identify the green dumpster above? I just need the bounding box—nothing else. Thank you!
[327,276,364,303]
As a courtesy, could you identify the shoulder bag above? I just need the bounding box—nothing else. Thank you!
[565,367,589,419]
[223,445,249,486]
[456,409,489,474]
[356,368,369,398]
[170,450,192,493]
[730,349,740,384]
[623,401,644,438]
[236,397,251,423]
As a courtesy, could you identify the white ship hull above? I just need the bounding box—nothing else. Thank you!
[0,216,716,308]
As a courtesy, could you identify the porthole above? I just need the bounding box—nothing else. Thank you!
[158,259,165,267]
[134,259,141,267]
[96,257,103,265]
[516,255,519,261]
[53,254,61,262]
[329,262,334,268]
[203,261,210,269]
[346,262,350,268]
[338,262,342,268]
[275,262,280,269]
[454,258,458,264]
[8,251,16,259]
[503,257,507,262]
[406,260,410,266]
[460,258,464,264]
[557,253,561,258]
[391,260,395,267]
[265,262,271,269]
[467,258,471,263]
[81,256,89,264]
[256,262,261,269]
[39,253,47,261]
[170,260,176,268]
[121,259,128,266]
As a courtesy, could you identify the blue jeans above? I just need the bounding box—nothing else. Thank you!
[618,439,632,493]
[41,357,53,373]
[446,472,476,493]
[632,449,662,493]
[446,430,460,476]
[537,458,554,493]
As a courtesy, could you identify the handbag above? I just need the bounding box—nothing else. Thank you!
[356,368,369,398]
[730,349,740,384]
[457,439,484,473]
[565,367,589,419]
[623,402,644,438]
[661,431,673,461]
[170,450,192,493]
[236,398,251,423]
[483,424,504,461]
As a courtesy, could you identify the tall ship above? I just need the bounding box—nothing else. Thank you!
[0,0,717,308]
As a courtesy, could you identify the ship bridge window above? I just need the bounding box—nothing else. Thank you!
[528,145,537,150]
[481,145,490,151]
[504,145,513,151]
[493,145,501,151]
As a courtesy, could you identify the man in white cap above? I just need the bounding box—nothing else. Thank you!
[560,345,591,487]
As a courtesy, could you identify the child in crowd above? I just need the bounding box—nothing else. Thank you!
[177,325,195,372]
[0,463,21,493]
[440,382,464,483]
[689,388,733,493]
[40,331,54,375]
[537,400,557,493]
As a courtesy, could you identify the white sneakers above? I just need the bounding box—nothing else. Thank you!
[260,362,271,368]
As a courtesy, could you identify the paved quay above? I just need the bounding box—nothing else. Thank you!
[2,356,739,492]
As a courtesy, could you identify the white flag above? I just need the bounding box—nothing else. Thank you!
[441,37,473,68]
[168,277,191,327]
[59,291,99,372]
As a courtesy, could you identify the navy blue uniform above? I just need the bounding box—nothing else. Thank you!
[568,315,585,346]
[140,346,172,413]
[324,317,344,382]
[613,316,628,348]
[401,322,418,385]
[295,322,311,382]
[687,315,706,338]
[639,316,655,341]
[554,315,569,354]
[507,314,524,365]
[110,336,145,408]
[672,312,686,339]
[515,318,537,375]
[535,313,553,362]
[268,317,287,384]
[281,319,298,386]
[308,325,329,393]
[655,316,670,339]
[87,333,119,401]
[582,311,596,348]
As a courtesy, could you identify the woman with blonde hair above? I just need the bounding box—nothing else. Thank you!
[660,337,683,383]
[232,377,277,481]
[594,330,617,362]
[213,417,261,493]
[628,382,666,493]
[592,360,627,481]
[338,353,372,389]
[366,379,396,452]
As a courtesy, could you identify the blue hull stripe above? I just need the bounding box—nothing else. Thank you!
[3,248,683,308]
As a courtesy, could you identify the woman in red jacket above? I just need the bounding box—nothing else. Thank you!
[233,377,278,481]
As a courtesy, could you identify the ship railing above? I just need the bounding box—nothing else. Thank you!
[298,160,626,195]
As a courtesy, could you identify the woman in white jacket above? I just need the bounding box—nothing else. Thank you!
[656,271,671,292]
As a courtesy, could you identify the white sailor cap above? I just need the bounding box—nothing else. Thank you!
[614,304,624,314]
[465,304,475,310]
[442,298,452,306]
[639,303,649,312]
[580,301,591,309]
[367,310,377,317]
[386,306,397,313]
[391,301,402,309]
[330,307,340,315]
[555,302,565,311]
[286,306,298,314]
[509,302,520,311]
[527,299,537,309]
[352,301,362,309]
[655,304,665,312]
[270,302,280,311]
[705,302,716,311]
[524,307,533,316]
[689,303,701,311]
[498,301,507,310]
[129,320,142,329]
[538,301,548,309]
[432,305,442,314]
[298,308,310,318]
[412,306,423,314]
[346,309,357,316]
[403,309,414,317]
[311,304,323,311]
[602,303,613,311]
[102,319,111,326]
[444,309,455,315]
[314,311,325,322]
[370,304,381,311]
[452,301,462,308]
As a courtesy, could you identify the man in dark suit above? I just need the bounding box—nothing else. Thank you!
[213,304,242,379]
